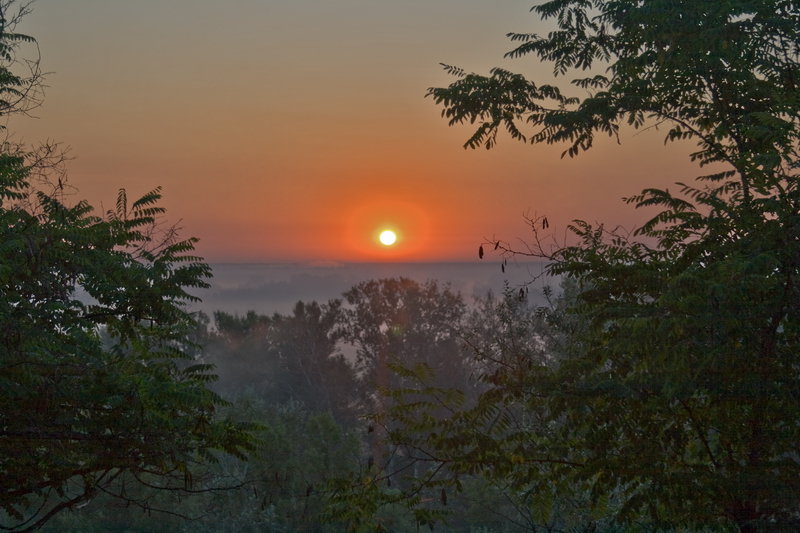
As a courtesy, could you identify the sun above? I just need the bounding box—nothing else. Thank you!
[379,229,397,246]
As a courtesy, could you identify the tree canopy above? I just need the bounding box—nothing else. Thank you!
[0,4,253,530]
[377,0,800,531]
[430,0,798,183]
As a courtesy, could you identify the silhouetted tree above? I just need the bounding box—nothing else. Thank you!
[0,5,253,529]
[204,310,277,394]
[342,278,471,398]
[371,0,800,530]
[267,301,358,424]
[207,301,359,425]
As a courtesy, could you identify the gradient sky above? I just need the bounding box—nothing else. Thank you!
[12,0,702,263]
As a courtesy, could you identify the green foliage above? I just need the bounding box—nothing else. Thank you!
[328,278,559,533]
[375,289,613,532]
[429,0,799,190]
[542,177,800,530]
[206,300,359,425]
[175,398,362,533]
[340,278,473,515]
[342,277,471,397]
[0,0,40,120]
[36,348,362,533]
[334,284,596,532]
[0,155,254,530]
[398,1,800,531]
[0,4,254,529]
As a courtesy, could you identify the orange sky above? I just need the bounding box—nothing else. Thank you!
[12,1,703,262]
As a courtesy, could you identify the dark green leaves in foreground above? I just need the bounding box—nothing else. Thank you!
[429,0,799,185]
[401,0,800,531]
[0,156,254,531]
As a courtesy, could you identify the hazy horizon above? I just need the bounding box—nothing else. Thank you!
[192,260,557,318]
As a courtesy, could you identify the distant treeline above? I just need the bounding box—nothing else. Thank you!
[41,277,563,533]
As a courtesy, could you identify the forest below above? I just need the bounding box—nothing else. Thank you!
[37,277,587,533]
[2,0,799,531]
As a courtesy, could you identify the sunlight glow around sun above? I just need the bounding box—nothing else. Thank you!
[379,229,397,246]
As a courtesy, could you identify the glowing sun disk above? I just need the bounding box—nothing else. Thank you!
[379,230,397,246]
